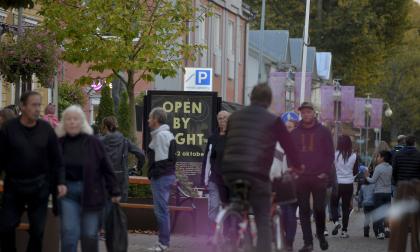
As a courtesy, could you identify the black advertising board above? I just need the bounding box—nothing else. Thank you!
[143,91,220,187]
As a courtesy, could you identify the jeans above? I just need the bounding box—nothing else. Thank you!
[151,175,176,246]
[208,181,221,222]
[226,175,272,252]
[281,203,298,245]
[331,183,353,231]
[60,181,102,252]
[373,193,391,234]
[296,175,328,245]
[0,179,50,252]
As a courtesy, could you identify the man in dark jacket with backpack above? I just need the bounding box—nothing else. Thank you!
[222,83,301,252]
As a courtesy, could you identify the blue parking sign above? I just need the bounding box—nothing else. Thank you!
[195,70,211,85]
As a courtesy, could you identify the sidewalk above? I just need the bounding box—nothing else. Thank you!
[100,210,389,251]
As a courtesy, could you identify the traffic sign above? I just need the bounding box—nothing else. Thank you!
[281,111,299,123]
[184,68,213,91]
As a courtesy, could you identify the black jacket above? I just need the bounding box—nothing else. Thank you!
[221,105,300,182]
[201,131,226,186]
[59,134,120,211]
[392,146,420,183]
[291,120,334,177]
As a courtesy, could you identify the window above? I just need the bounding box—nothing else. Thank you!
[213,15,221,75]
[227,20,235,80]
[197,17,207,66]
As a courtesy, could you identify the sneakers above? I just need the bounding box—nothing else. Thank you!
[340,231,349,238]
[298,244,313,252]
[377,233,385,240]
[318,235,329,251]
[148,242,169,251]
[332,222,341,236]
[324,230,329,236]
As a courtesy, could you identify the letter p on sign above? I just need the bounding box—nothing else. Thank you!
[196,70,211,85]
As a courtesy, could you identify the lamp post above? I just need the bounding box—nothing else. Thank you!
[364,94,372,163]
[332,79,342,147]
[375,102,393,148]
[285,70,295,112]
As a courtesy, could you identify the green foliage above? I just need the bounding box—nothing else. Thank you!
[58,82,86,116]
[95,85,115,127]
[118,91,131,138]
[40,0,207,138]
[128,184,153,199]
[135,91,146,106]
[0,28,59,87]
[375,2,420,142]
[245,0,411,92]
[0,0,34,9]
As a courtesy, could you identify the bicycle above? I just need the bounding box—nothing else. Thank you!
[212,179,256,252]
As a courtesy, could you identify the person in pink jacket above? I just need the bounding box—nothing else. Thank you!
[43,103,59,128]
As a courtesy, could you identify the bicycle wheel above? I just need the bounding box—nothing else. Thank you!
[213,208,253,252]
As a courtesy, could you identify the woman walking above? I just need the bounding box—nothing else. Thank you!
[56,105,120,252]
[330,135,358,238]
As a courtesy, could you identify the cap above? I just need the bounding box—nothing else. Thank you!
[298,101,314,111]
[397,135,406,141]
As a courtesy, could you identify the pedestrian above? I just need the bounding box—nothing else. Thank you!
[358,178,376,237]
[271,119,299,251]
[365,150,393,240]
[391,135,406,156]
[201,110,230,238]
[222,83,301,252]
[55,105,121,252]
[0,91,67,252]
[330,135,358,238]
[0,108,16,129]
[42,103,59,128]
[393,135,420,184]
[101,116,145,202]
[291,101,335,252]
[368,141,390,174]
[146,107,177,252]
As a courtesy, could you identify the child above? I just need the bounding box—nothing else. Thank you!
[358,178,376,237]
[365,150,393,239]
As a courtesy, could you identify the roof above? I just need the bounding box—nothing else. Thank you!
[249,30,289,64]
[316,52,332,80]
[289,38,317,73]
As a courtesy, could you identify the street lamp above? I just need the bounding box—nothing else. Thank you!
[333,79,342,147]
[364,94,372,163]
[285,70,295,111]
[374,102,393,148]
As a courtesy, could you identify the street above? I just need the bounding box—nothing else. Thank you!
[100,210,389,252]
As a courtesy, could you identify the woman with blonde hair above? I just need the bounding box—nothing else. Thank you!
[56,105,120,252]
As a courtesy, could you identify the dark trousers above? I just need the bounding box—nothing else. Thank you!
[0,182,50,252]
[296,176,328,245]
[331,183,353,231]
[281,203,298,245]
[363,205,375,235]
[226,175,272,252]
[373,193,391,234]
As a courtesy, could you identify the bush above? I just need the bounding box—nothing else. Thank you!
[95,85,114,127]
[58,82,86,116]
[118,91,131,138]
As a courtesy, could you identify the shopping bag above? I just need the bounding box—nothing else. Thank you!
[105,203,128,252]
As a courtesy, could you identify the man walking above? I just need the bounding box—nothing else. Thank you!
[0,91,67,252]
[291,102,334,252]
[393,135,420,184]
[222,83,301,252]
[147,107,177,252]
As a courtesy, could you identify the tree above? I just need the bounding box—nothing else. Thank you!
[244,0,411,93]
[58,81,86,116]
[118,91,131,139]
[40,0,206,139]
[0,28,59,95]
[96,85,115,128]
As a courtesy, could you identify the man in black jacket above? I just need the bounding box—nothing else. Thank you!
[393,135,420,184]
[222,83,301,252]
[0,91,67,252]
[291,102,334,252]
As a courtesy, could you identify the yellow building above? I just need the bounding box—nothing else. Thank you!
[0,6,51,111]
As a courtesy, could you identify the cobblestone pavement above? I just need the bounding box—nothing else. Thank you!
[99,210,389,252]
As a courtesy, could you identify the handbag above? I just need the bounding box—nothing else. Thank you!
[105,203,128,252]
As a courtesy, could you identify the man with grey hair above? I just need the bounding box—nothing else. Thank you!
[147,107,176,252]
[201,110,230,239]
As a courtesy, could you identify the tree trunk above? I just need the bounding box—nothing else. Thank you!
[317,0,323,21]
[127,70,137,142]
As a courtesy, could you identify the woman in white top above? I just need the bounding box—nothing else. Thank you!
[330,135,358,238]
